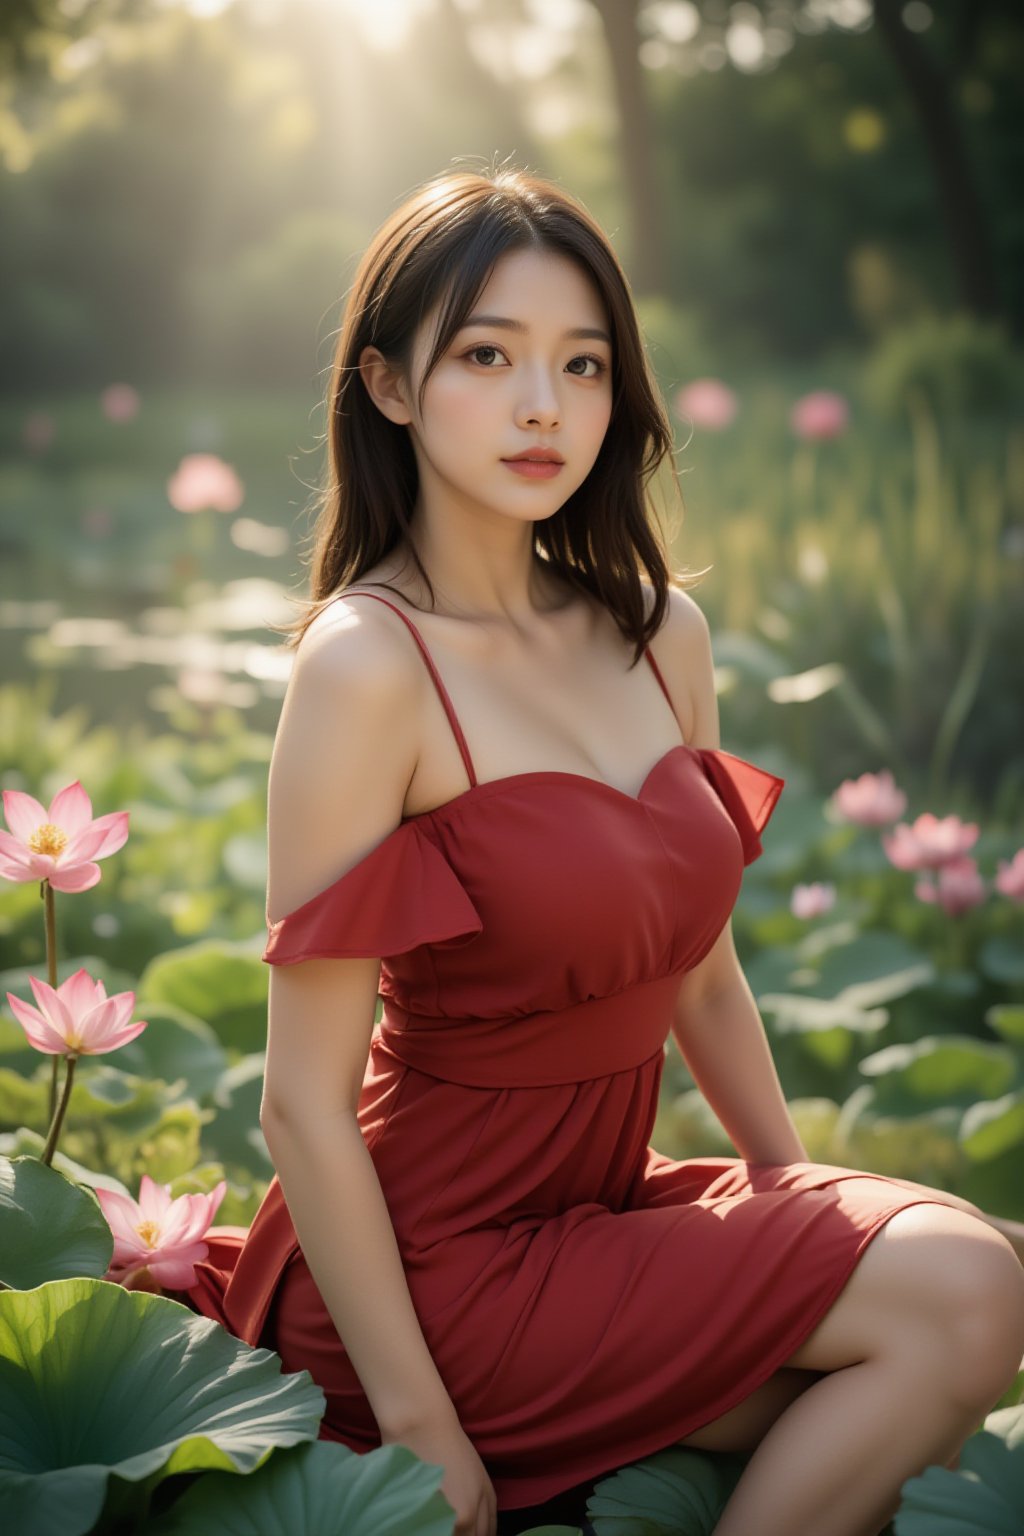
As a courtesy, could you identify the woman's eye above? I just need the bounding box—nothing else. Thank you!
[465,346,607,377]
[566,354,607,378]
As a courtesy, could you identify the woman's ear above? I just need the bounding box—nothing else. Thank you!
[358,345,413,426]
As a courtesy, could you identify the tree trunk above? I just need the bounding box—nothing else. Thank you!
[873,0,1003,325]
[587,0,666,295]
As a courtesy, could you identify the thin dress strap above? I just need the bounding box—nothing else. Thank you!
[337,590,478,788]
[643,645,675,710]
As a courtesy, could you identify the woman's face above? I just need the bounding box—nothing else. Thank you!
[403,246,614,526]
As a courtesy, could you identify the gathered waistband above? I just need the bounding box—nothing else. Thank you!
[375,971,680,1087]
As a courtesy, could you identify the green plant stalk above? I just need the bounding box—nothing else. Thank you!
[41,1053,77,1166]
[42,879,62,1123]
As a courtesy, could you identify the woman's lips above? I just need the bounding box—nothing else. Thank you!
[501,459,563,478]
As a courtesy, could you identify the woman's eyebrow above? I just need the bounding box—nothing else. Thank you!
[460,313,612,344]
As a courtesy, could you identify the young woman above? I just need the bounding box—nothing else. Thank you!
[182,166,1024,1536]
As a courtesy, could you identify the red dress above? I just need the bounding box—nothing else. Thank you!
[185,591,949,1511]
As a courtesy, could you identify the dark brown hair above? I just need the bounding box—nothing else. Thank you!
[273,160,706,666]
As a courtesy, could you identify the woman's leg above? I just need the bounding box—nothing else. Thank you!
[693,1204,1024,1536]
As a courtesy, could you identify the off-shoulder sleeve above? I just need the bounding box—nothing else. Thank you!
[696,747,785,865]
[262,822,483,965]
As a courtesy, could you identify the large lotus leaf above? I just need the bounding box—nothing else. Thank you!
[200,1053,272,1177]
[759,992,888,1036]
[146,1440,459,1535]
[0,1155,113,1288]
[859,1036,1017,1110]
[803,932,934,999]
[586,1445,748,1535]
[0,1278,324,1536]
[138,941,269,1053]
[114,1005,228,1103]
[893,1426,1024,1534]
[960,1091,1024,1161]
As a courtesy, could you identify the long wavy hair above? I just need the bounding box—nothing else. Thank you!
[272,161,707,666]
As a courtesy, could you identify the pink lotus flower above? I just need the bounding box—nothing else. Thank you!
[994,848,1024,902]
[96,1174,227,1290]
[100,383,140,422]
[832,769,907,827]
[791,390,849,440]
[791,881,837,919]
[672,378,739,431]
[915,856,987,916]
[883,812,979,871]
[0,779,129,892]
[167,452,244,513]
[6,967,147,1056]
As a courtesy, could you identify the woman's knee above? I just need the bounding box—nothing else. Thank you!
[783,1203,1024,1387]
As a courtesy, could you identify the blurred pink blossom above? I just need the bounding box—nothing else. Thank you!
[100,384,140,422]
[5,967,147,1057]
[791,390,850,441]
[994,849,1024,903]
[790,882,837,919]
[672,378,739,431]
[832,769,908,826]
[168,452,244,513]
[96,1174,227,1290]
[914,857,987,916]
[0,780,130,892]
[23,412,56,452]
[883,813,979,871]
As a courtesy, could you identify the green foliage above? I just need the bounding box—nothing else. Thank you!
[145,1440,458,1536]
[0,1277,325,1536]
[893,1406,1024,1535]
[0,1153,112,1288]
[586,1445,748,1534]
[864,314,1022,425]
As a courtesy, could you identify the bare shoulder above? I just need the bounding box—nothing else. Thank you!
[266,589,426,924]
[642,582,718,748]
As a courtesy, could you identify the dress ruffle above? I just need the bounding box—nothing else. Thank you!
[262,823,483,965]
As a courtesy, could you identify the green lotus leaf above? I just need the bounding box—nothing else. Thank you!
[114,1005,228,1103]
[859,1036,1017,1108]
[138,941,268,1053]
[893,1424,1024,1534]
[587,1445,748,1534]
[0,1155,113,1288]
[979,939,1024,986]
[146,1440,457,1535]
[985,1005,1024,1044]
[0,1061,169,1138]
[201,1053,272,1176]
[960,1091,1024,1162]
[0,1278,324,1536]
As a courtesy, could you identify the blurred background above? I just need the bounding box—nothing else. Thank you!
[1,2,1023,1227]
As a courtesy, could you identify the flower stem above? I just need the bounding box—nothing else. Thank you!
[41,1053,76,1167]
[44,879,59,1123]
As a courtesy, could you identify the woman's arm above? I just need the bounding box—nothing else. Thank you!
[260,600,459,1436]
[670,969,809,1167]
[655,588,807,1165]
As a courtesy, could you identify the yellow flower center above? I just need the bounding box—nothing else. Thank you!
[28,822,68,859]
[136,1220,162,1249]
